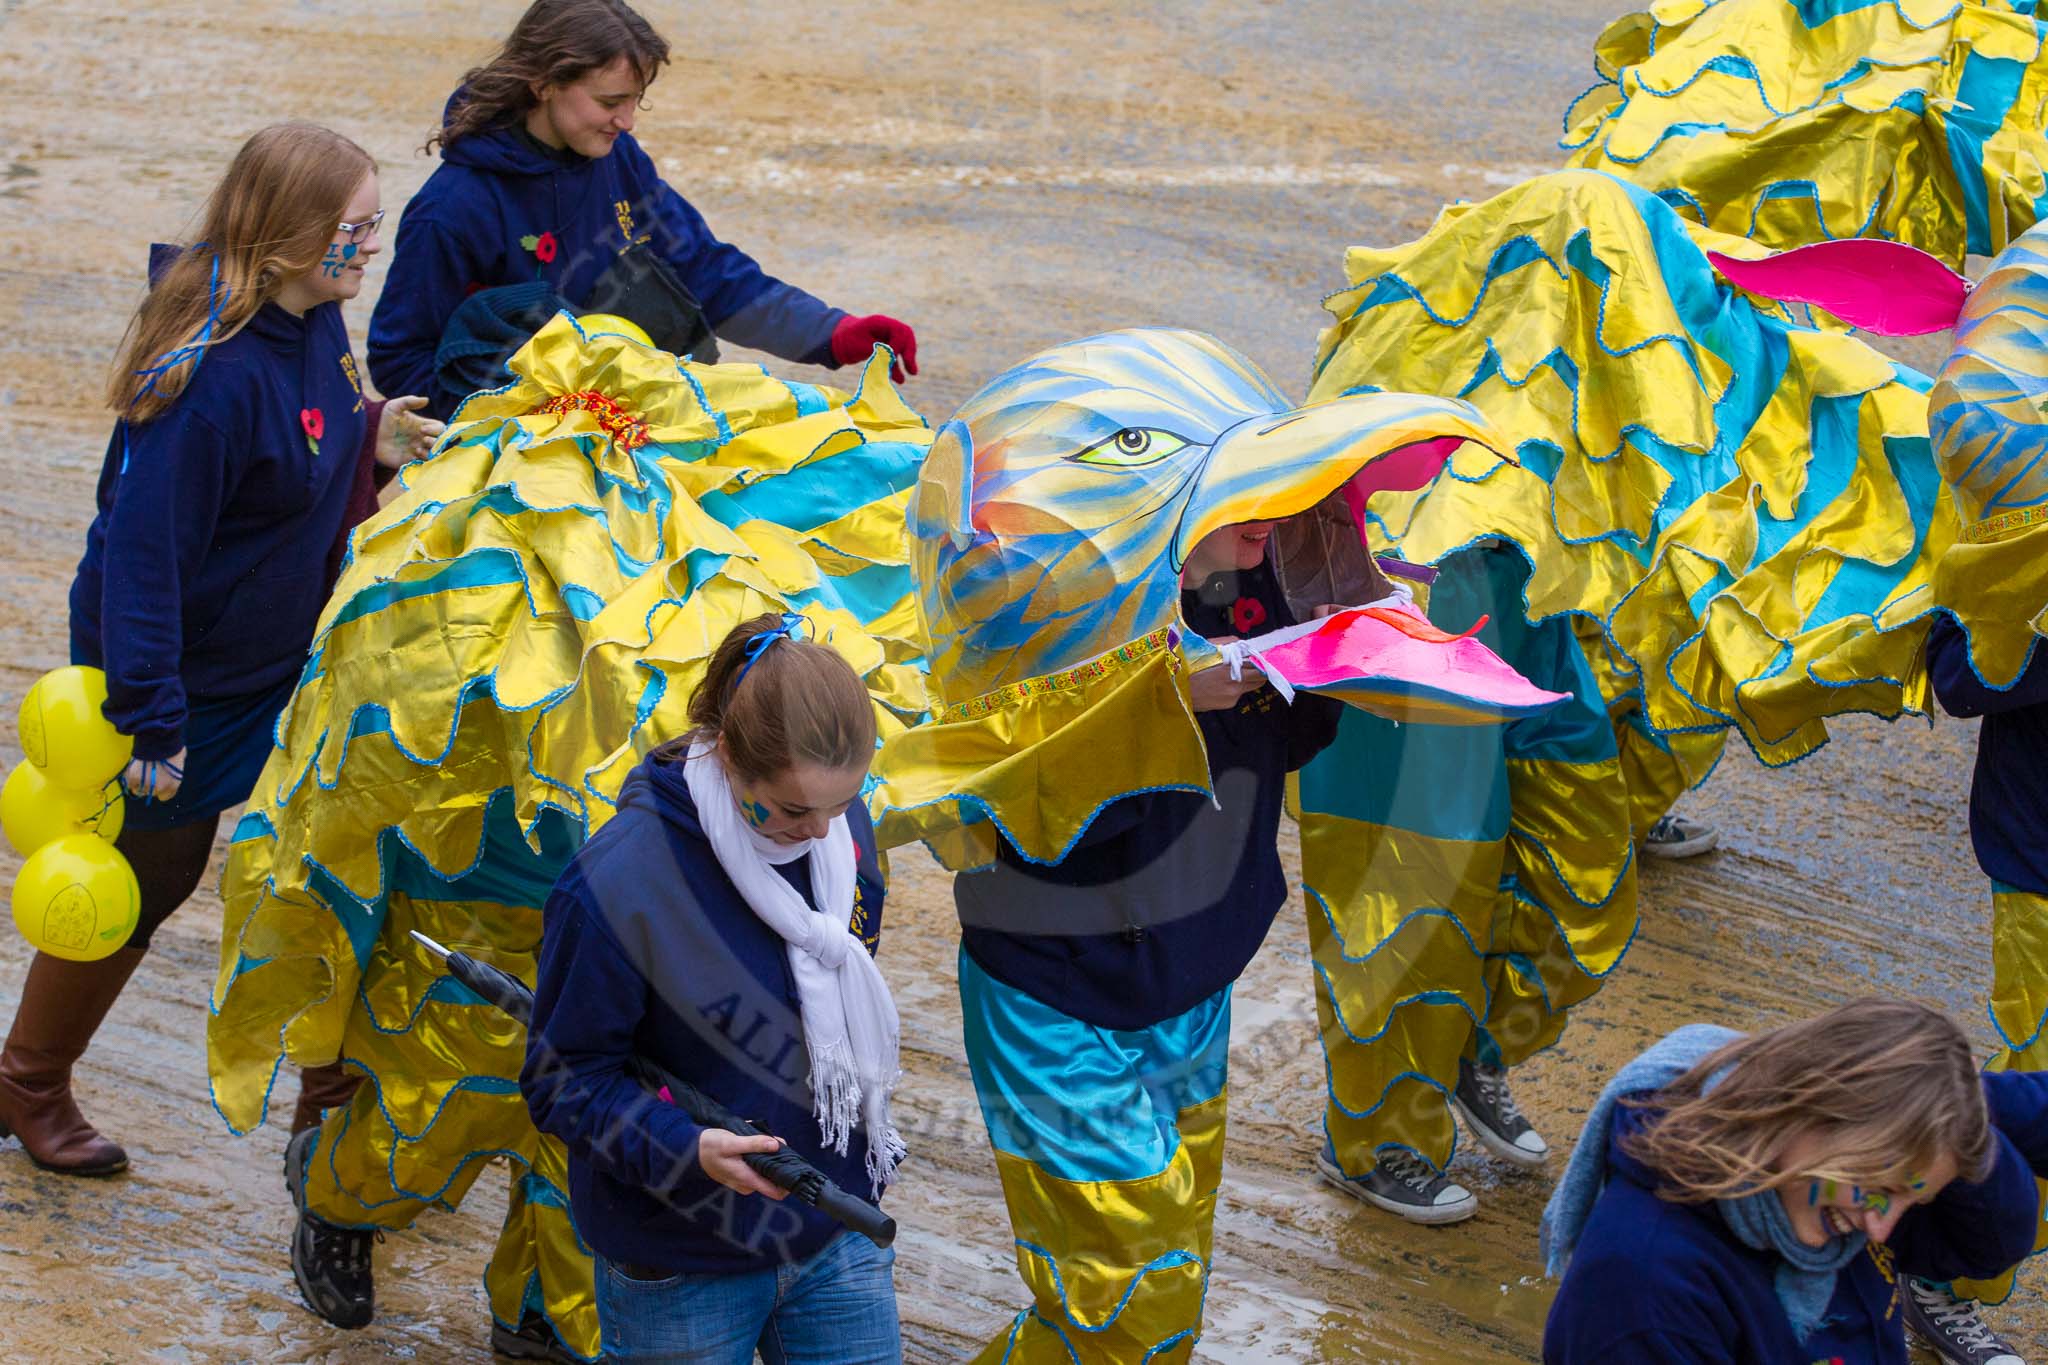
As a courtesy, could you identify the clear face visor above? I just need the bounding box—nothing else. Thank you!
[1267,490,1397,623]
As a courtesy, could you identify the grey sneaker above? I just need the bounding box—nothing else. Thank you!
[1640,811,1719,859]
[1453,1057,1549,1169]
[1903,1278,2025,1365]
[1316,1146,1477,1225]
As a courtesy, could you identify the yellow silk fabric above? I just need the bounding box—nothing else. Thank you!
[972,1091,1227,1365]
[1563,0,2048,266]
[1314,173,1949,765]
[486,1138,600,1360]
[212,318,930,1361]
[1304,758,1636,1171]
[1955,888,2048,1305]
[871,637,1207,871]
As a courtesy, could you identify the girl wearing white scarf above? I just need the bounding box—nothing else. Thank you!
[686,614,906,1195]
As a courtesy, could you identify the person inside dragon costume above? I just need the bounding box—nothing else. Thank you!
[871,325,1529,1362]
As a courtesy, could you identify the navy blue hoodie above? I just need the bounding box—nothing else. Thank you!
[69,247,375,760]
[955,560,1343,1030]
[1928,615,2048,896]
[523,748,888,1275]
[368,103,843,415]
[1543,1070,2048,1364]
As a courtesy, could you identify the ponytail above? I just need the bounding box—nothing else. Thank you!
[675,613,876,783]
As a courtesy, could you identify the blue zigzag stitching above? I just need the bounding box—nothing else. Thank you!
[1011,1239,1205,1340]
[304,1063,531,1219]
[871,778,1217,873]
[1317,219,1711,391]
[1581,68,1941,167]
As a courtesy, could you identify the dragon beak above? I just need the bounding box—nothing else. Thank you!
[1170,392,1509,570]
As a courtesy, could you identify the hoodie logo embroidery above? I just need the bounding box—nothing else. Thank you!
[339,355,365,413]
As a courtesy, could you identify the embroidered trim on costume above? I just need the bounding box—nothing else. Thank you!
[534,390,651,450]
[1964,506,2048,545]
[938,627,1183,723]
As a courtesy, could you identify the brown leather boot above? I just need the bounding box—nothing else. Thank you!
[0,947,146,1176]
[288,1061,363,1137]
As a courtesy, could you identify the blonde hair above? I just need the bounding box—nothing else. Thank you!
[669,614,876,784]
[1623,999,1991,1204]
[108,123,375,423]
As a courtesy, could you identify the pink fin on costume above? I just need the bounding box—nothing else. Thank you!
[1706,241,1969,336]
[1257,602,1570,726]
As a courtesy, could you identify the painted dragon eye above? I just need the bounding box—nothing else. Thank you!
[1070,427,1192,469]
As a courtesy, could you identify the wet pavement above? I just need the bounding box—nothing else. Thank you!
[0,0,2025,1360]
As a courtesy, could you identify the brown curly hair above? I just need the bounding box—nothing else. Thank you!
[431,0,670,154]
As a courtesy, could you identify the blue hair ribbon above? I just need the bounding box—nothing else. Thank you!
[121,247,229,475]
[731,613,807,693]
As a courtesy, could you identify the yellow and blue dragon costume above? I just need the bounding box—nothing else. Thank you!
[204,316,930,1360]
[1296,168,1960,1196]
[874,327,1514,1362]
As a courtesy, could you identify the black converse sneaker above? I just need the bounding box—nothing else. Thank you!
[1453,1057,1550,1169]
[491,1309,587,1362]
[286,1126,380,1330]
[1316,1144,1477,1225]
[1903,1278,2026,1365]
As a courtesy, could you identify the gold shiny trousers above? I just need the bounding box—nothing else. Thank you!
[1299,549,1638,1178]
[1956,884,2048,1305]
[958,949,1230,1364]
[296,888,599,1358]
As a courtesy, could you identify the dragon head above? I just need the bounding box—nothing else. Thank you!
[910,327,1505,705]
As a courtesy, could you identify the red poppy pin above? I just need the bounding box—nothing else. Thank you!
[1230,596,1267,634]
[300,407,324,456]
[520,231,560,265]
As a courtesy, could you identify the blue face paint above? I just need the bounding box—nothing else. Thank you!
[320,242,358,279]
[740,796,772,830]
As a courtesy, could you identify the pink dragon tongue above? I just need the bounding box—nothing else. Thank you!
[1706,241,1969,337]
[1257,606,1570,724]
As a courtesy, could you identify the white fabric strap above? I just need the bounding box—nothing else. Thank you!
[682,742,905,1194]
[1211,584,1416,706]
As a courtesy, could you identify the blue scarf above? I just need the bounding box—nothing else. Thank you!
[1540,1024,1868,1342]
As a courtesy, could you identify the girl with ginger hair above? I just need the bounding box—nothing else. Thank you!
[0,123,440,1182]
[1541,999,2048,1363]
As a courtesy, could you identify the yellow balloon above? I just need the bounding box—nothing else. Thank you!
[19,666,133,791]
[1,763,124,856]
[10,833,140,962]
[577,312,655,347]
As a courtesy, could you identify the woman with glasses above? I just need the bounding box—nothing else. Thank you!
[0,122,442,1181]
[367,0,919,420]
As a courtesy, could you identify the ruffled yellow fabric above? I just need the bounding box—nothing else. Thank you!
[1312,170,1954,763]
[870,630,1208,871]
[207,316,931,1359]
[1563,0,2048,266]
[1297,548,1636,1175]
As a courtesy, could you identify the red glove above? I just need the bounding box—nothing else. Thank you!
[830,313,919,383]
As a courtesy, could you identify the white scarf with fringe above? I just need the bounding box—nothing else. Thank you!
[683,742,905,1194]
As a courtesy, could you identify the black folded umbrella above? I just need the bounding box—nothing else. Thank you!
[408,930,896,1249]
